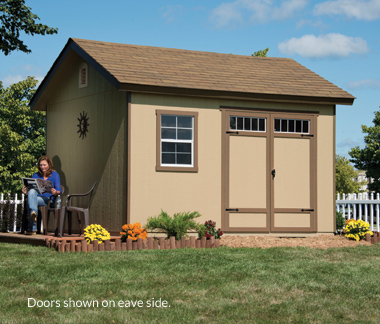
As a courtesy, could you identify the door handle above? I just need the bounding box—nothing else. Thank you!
[271,169,276,178]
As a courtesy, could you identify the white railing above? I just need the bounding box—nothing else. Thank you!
[2,192,380,233]
[336,193,380,232]
[0,193,25,232]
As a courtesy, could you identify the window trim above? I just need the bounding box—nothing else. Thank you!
[156,110,199,172]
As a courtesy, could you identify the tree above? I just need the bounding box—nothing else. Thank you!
[0,76,45,193]
[252,48,269,57]
[349,109,380,193]
[0,0,58,55]
[335,155,362,195]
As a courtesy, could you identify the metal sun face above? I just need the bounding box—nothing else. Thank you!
[77,111,90,139]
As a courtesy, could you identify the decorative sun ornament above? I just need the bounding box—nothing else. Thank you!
[77,111,90,139]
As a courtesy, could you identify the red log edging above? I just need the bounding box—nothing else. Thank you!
[365,231,380,244]
[45,236,220,253]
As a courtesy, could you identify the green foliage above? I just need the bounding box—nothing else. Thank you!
[336,211,345,231]
[349,110,380,193]
[0,0,58,55]
[335,155,362,195]
[251,47,269,57]
[0,76,46,193]
[145,210,201,240]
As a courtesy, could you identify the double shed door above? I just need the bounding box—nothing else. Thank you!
[224,110,316,233]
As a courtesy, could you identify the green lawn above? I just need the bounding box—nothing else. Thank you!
[1,242,380,323]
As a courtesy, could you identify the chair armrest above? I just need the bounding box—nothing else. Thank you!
[65,182,97,207]
[66,193,90,206]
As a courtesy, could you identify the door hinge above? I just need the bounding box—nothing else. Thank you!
[301,209,314,212]
[301,134,314,137]
[226,131,239,135]
[226,208,239,212]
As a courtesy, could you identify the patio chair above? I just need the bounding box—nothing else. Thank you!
[39,185,65,236]
[59,182,97,237]
[21,185,64,235]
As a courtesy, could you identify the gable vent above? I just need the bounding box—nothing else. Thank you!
[79,63,88,88]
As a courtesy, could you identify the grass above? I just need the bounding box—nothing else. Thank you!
[1,243,380,323]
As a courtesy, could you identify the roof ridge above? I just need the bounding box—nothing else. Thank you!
[71,37,292,62]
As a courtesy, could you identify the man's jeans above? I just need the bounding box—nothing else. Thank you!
[27,189,49,232]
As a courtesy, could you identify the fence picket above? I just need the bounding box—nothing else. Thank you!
[336,192,380,231]
[0,193,25,232]
[2,192,380,233]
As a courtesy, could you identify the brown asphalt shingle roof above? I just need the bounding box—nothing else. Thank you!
[30,38,355,108]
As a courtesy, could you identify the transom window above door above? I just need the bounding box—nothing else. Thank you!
[229,116,266,132]
[274,118,310,134]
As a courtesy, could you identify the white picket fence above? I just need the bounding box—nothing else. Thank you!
[336,193,380,232]
[1,192,380,233]
[0,193,25,232]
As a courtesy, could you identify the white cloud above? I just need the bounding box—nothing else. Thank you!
[210,2,243,28]
[338,137,361,149]
[210,0,307,27]
[348,79,380,90]
[2,74,43,88]
[314,0,380,21]
[3,75,25,87]
[278,33,368,58]
[161,5,183,23]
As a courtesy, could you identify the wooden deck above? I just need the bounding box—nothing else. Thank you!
[0,231,89,246]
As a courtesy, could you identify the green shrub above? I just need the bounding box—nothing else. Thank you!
[145,210,201,240]
[336,210,345,231]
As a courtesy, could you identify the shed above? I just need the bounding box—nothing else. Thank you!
[30,38,355,235]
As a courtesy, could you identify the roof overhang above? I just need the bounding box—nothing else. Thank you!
[30,38,355,110]
[30,38,120,110]
[118,83,355,106]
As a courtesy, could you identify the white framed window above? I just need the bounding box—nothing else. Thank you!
[230,116,266,132]
[274,118,310,134]
[156,110,198,172]
[79,63,88,88]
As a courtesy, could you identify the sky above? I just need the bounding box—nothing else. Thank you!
[0,0,379,159]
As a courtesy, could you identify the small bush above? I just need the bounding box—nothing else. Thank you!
[145,210,201,240]
[336,211,345,231]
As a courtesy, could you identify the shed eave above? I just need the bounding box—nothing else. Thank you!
[118,83,355,106]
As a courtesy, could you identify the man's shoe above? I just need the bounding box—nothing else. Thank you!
[25,231,36,235]
[31,211,37,223]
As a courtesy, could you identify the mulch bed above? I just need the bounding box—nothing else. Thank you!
[219,235,375,249]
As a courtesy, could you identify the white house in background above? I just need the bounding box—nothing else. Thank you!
[356,170,371,192]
